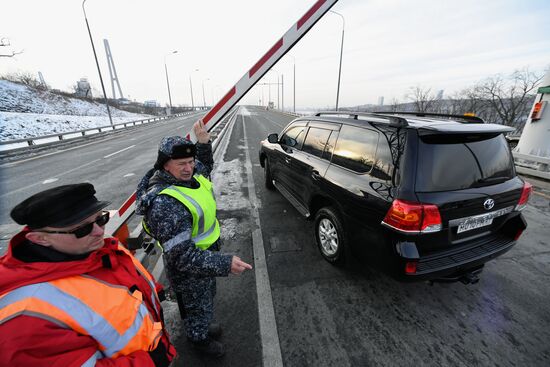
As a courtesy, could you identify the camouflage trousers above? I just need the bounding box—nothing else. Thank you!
[173,240,221,342]
[176,276,216,342]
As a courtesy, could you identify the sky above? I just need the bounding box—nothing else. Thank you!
[1,0,549,110]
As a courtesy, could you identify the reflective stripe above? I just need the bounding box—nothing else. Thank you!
[163,229,192,252]
[82,351,104,367]
[157,175,220,250]
[0,282,153,357]
[193,221,217,243]
[116,245,162,317]
[170,186,205,234]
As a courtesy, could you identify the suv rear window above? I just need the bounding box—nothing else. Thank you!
[416,133,514,191]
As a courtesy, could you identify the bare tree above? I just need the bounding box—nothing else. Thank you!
[0,38,24,57]
[476,68,543,126]
[406,86,437,112]
[1,72,42,89]
[389,97,400,112]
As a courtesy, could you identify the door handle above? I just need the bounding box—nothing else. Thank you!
[311,170,321,180]
[284,158,291,164]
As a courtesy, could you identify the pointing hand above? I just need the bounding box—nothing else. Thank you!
[230,256,253,274]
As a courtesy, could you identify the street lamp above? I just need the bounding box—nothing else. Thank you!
[288,54,296,113]
[189,69,199,110]
[202,78,209,108]
[82,0,113,126]
[164,50,178,109]
[330,10,345,111]
[269,69,280,109]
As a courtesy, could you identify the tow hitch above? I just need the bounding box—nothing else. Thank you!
[459,270,481,285]
[429,265,485,285]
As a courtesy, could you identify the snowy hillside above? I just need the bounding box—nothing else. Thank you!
[0,80,153,141]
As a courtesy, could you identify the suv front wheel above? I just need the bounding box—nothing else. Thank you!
[314,207,347,266]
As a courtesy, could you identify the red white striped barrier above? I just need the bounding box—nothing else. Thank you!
[108,0,339,237]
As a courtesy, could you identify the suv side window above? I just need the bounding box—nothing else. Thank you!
[302,127,332,158]
[371,138,393,181]
[280,125,306,148]
[322,131,338,161]
[332,125,379,173]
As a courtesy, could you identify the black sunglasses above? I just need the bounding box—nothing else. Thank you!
[37,211,110,239]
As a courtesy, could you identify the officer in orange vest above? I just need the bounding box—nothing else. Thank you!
[0,183,176,366]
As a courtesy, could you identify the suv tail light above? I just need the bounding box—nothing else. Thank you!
[382,199,442,234]
[515,182,532,211]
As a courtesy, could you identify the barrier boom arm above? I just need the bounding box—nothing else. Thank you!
[187,0,339,141]
[107,0,339,235]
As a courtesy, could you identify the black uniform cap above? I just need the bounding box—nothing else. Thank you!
[10,183,111,229]
[154,135,196,169]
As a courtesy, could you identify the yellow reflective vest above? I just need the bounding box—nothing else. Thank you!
[157,174,220,250]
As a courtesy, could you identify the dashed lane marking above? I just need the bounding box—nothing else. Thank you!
[0,158,101,199]
[103,145,135,158]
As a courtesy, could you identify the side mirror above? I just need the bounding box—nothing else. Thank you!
[267,133,279,144]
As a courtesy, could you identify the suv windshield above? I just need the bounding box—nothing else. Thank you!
[416,133,514,192]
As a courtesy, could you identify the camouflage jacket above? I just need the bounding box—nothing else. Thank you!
[136,142,232,283]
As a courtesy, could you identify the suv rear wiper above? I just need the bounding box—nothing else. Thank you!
[476,176,510,185]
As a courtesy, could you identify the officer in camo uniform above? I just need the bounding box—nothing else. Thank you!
[136,120,252,358]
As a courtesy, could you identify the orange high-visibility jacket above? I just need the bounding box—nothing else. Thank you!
[0,231,175,366]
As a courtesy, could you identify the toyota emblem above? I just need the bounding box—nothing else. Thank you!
[484,198,495,210]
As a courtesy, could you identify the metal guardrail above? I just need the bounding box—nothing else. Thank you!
[513,152,550,180]
[0,111,198,151]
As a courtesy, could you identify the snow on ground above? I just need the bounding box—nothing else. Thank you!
[1,111,149,141]
[0,80,153,141]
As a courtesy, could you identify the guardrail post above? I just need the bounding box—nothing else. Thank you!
[27,140,34,146]
[58,135,63,141]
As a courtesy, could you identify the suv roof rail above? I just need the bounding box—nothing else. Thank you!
[314,111,408,127]
[373,111,485,124]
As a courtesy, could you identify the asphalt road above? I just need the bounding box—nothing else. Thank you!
[0,112,203,252]
[1,107,549,366]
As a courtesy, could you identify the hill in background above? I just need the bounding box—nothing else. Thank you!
[0,80,152,141]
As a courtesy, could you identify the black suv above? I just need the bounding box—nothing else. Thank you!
[259,112,531,284]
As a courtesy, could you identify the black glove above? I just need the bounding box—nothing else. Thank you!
[148,341,170,367]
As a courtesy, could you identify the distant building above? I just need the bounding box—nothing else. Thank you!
[436,89,444,100]
[144,100,159,107]
[75,78,92,98]
[378,96,384,106]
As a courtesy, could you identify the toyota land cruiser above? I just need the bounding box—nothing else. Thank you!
[259,112,531,283]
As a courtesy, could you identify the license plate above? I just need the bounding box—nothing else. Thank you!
[457,217,493,233]
[455,206,514,234]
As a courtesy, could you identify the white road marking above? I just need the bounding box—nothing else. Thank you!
[103,145,135,158]
[0,158,102,198]
[242,113,284,367]
[42,178,59,184]
[0,139,111,168]
[123,173,135,177]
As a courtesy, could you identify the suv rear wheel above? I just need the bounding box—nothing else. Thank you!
[314,207,347,266]
[264,158,275,190]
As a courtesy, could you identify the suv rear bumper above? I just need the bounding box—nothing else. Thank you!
[395,214,527,282]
